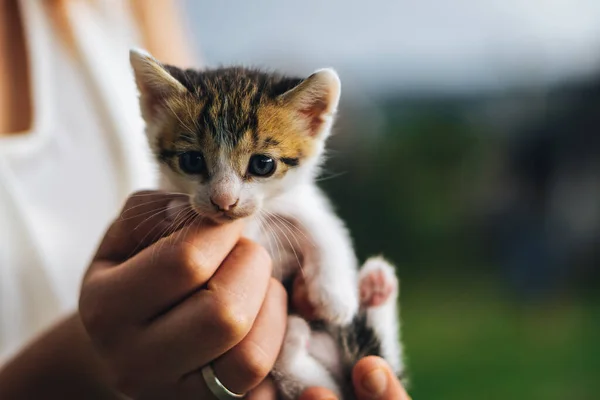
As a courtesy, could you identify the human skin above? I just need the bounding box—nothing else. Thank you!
[0,192,409,399]
[78,191,289,398]
[298,356,411,400]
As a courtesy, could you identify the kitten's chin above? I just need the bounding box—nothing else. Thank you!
[191,206,256,225]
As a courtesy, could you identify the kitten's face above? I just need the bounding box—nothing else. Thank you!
[130,50,340,223]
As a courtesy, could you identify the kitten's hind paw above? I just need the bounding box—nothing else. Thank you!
[359,256,398,308]
[282,316,311,353]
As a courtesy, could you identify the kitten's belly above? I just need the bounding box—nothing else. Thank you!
[244,215,303,281]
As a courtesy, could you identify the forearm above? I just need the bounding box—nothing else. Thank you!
[0,313,123,400]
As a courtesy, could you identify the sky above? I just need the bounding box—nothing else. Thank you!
[183,0,600,94]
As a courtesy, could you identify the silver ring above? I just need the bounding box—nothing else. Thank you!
[201,364,245,399]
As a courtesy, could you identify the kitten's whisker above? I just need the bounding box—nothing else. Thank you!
[258,212,284,271]
[121,197,177,213]
[130,203,182,233]
[268,213,305,257]
[154,207,196,259]
[152,205,194,259]
[263,210,315,249]
[261,220,279,281]
[263,211,302,252]
[127,191,188,199]
[127,202,190,258]
[315,171,348,182]
[257,213,282,281]
[264,213,304,279]
[120,201,188,221]
[176,211,201,251]
[157,208,198,261]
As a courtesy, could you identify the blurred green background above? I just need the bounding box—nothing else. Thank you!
[186,1,600,398]
[321,89,600,400]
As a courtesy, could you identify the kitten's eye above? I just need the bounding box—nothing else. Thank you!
[178,151,205,174]
[248,155,276,177]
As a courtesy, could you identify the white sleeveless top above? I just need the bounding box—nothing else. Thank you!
[0,0,157,362]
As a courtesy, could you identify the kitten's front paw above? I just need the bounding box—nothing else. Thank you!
[307,280,358,325]
[359,256,398,308]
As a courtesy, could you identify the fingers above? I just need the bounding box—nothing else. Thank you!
[299,387,338,400]
[352,356,410,400]
[212,279,287,394]
[81,234,273,396]
[299,357,410,400]
[156,372,279,400]
[144,280,285,400]
[83,217,245,324]
[134,239,273,382]
[94,191,190,263]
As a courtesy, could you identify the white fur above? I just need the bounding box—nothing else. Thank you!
[131,53,403,398]
[273,316,342,399]
[359,257,404,375]
[257,184,359,323]
[272,258,404,399]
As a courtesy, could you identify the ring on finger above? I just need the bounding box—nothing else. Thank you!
[201,363,245,399]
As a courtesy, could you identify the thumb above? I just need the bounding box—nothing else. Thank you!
[352,356,410,400]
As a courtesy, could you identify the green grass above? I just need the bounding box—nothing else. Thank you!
[399,277,600,400]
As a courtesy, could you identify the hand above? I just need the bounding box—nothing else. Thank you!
[299,356,410,400]
[79,191,287,399]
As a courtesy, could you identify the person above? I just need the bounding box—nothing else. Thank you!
[0,1,409,398]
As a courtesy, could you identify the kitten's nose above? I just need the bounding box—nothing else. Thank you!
[210,195,239,212]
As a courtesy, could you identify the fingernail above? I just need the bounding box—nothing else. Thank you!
[166,198,189,221]
[360,367,388,398]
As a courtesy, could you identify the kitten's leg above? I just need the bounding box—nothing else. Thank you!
[279,190,359,325]
[273,316,341,400]
[359,257,405,376]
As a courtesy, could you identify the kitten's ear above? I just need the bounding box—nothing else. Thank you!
[278,68,341,137]
[130,48,187,120]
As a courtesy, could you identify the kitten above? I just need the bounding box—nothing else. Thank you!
[130,49,405,399]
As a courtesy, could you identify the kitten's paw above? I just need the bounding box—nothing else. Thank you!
[276,316,312,369]
[359,256,398,308]
[307,280,358,325]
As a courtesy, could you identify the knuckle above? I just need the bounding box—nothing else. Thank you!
[237,239,272,269]
[165,240,207,280]
[209,297,253,344]
[178,240,205,270]
[236,344,273,385]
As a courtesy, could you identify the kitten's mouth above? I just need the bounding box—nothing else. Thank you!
[211,210,254,223]
[190,205,253,224]
[214,211,242,221]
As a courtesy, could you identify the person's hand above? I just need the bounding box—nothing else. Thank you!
[79,191,286,399]
[299,356,411,400]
